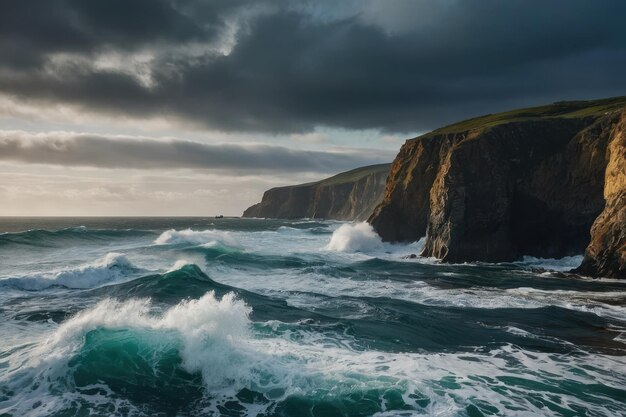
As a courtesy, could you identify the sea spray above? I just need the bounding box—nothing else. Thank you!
[326,222,383,252]
[167,259,197,272]
[154,228,240,248]
[2,292,254,415]
[1,217,626,417]
[515,255,585,271]
[0,252,136,290]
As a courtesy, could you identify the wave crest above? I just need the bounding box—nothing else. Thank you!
[325,222,383,252]
[0,253,136,290]
[0,227,151,247]
[516,255,584,272]
[154,228,239,249]
[49,291,252,391]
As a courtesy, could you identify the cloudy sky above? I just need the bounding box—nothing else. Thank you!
[1,0,625,215]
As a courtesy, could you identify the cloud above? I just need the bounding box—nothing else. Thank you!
[0,165,330,216]
[0,1,625,134]
[290,132,330,144]
[0,131,394,172]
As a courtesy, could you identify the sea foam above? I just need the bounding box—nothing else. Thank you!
[516,255,584,272]
[5,289,626,417]
[154,228,239,248]
[47,291,252,390]
[2,292,253,416]
[325,222,383,252]
[0,252,136,290]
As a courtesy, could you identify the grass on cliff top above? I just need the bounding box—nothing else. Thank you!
[290,163,391,188]
[319,163,391,186]
[430,96,626,135]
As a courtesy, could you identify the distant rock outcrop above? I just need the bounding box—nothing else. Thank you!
[368,97,626,278]
[243,164,390,221]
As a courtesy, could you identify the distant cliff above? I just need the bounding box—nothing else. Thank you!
[243,164,390,221]
[369,97,626,278]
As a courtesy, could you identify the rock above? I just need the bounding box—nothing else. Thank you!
[243,164,390,221]
[368,97,626,277]
[575,111,626,278]
[369,134,456,242]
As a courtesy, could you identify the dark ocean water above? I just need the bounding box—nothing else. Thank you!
[0,217,625,417]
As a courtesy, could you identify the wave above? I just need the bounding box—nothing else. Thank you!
[277,225,332,235]
[118,266,626,357]
[325,222,383,252]
[324,223,588,275]
[324,222,429,264]
[3,219,626,416]
[154,228,240,249]
[0,253,138,290]
[90,265,321,326]
[206,257,626,326]
[277,220,336,229]
[4,291,626,417]
[1,291,253,416]
[192,246,326,272]
[515,254,584,272]
[0,227,153,247]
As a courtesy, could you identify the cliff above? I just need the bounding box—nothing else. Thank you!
[575,111,626,278]
[369,97,626,278]
[243,163,390,221]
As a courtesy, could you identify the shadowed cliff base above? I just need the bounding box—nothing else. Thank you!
[368,97,626,278]
[242,163,390,221]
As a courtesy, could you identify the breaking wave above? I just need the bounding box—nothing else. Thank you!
[4,290,626,417]
[154,228,240,249]
[2,218,626,417]
[515,254,584,272]
[325,222,383,252]
[0,253,138,290]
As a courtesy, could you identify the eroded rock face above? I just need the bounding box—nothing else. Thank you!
[368,99,626,278]
[368,133,462,242]
[576,112,626,278]
[243,164,390,221]
[422,118,608,262]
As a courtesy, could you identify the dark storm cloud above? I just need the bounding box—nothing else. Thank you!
[0,0,244,64]
[0,132,393,172]
[1,0,625,133]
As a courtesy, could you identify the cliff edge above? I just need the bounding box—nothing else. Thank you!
[243,163,390,221]
[369,97,626,278]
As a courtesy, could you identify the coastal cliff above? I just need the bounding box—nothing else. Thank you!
[369,97,626,278]
[576,110,626,278]
[243,163,390,221]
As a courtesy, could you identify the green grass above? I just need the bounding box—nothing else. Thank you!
[430,96,626,135]
[318,163,391,186]
[288,163,391,189]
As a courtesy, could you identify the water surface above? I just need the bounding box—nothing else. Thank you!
[0,217,624,417]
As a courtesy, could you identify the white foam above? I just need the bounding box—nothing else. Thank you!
[4,291,626,417]
[154,228,240,248]
[208,262,626,322]
[44,291,252,391]
[323,223,430,264]
[0,253,136,290]
[326,222,384,252]
[166,259,195,272]
[1,292,252,416]
[516,255,584,272]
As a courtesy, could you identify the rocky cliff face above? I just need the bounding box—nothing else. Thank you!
[576,111,626,278]
[369,97,626,278]
[243,164,390,221]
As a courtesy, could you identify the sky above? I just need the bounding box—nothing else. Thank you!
[1,0,625,216]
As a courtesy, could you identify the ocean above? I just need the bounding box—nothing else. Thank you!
[0,217,625,417]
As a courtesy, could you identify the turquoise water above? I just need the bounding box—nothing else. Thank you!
[0,217,625,417]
